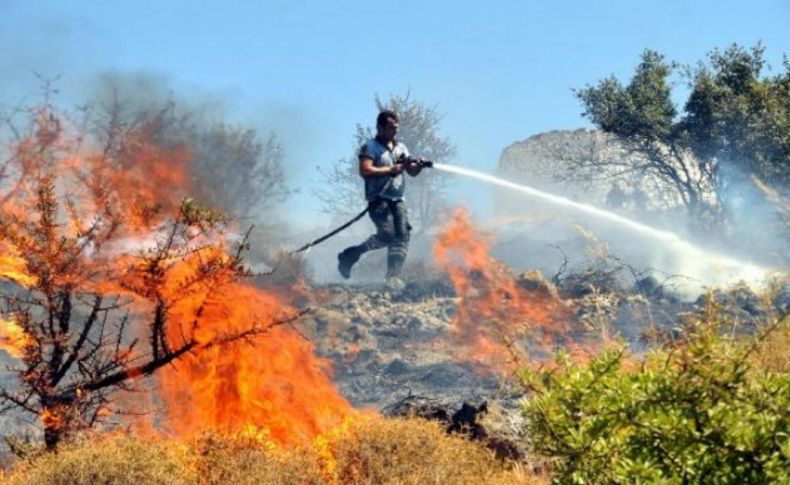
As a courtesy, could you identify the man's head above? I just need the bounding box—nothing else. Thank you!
[376,110,399,142]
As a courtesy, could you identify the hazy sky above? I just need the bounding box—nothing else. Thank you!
[2,0,788,224]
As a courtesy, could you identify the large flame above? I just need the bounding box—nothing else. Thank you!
[156,248,354,446]
[0,107,353,446]
[64,140,193,234]
[434,209,569,370]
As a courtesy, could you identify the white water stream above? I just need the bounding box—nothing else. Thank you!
[433,163,771,292]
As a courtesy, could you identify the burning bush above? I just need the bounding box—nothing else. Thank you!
[0,100,350,448]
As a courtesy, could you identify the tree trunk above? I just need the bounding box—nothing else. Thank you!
[43,422,62,449]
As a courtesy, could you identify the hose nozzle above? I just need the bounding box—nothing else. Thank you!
[397,155,433,169]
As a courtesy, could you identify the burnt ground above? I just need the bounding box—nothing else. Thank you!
[298,274,788,411]
[298,284,505,410]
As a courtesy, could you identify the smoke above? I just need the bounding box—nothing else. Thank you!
[0,5,113,111]
[719,162,788,262]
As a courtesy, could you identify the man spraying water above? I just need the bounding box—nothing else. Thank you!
[296,113,765,295]
[337,110,430,290]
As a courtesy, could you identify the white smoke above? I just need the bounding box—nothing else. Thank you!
[433,162,776,298]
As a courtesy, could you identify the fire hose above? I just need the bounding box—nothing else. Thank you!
[293,156,433,254]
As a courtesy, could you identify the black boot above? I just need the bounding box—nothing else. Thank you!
[338,247,361,279]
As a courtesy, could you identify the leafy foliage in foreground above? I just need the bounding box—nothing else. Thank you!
[522,312,790,484]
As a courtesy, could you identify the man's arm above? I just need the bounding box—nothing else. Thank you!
[359,156,404,178]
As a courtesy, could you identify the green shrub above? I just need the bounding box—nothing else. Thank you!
[522,315,790,484]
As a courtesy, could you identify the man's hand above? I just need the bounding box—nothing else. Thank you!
[360,157,403,178]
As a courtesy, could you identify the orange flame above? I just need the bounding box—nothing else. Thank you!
[0,316,32,359]
[40,407,67,433]
[66,140,193,233]
[434,209,569,371]
[1,108,354,447]
[0,244,37,288]
[154,246,353,446]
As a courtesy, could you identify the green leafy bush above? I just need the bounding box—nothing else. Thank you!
[522,314,790,484]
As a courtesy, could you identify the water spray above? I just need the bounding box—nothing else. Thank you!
[432,162,771,291]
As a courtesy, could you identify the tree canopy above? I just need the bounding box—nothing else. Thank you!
[576,44,789,231]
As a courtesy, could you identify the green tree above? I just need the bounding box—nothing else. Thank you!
[316,94,455,232]
[575,44,789,231]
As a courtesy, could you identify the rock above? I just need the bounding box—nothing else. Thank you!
[384,359,410,376]
[496,129,639,214]
[697,283,767,318]
[772,282,790,314]
[407,316,422,332]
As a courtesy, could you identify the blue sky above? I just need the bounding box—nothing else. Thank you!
[2,0,788,224]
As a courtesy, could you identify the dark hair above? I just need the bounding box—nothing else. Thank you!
[376,110,398,129]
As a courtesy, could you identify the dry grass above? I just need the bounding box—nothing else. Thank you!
[750,313,790,373]
[186,432,324,485]
[2,434,190,485]
[1,417,547,484]
[322,416,541,484]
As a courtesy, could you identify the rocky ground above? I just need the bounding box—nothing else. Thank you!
[298,271,677,410]
[298,281,533,458]
[299,284,503,410]
[1,267,784,459]
[294,269,788,454]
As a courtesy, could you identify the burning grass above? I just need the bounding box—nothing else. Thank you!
[1,417,545,484]
[433,209,570,371]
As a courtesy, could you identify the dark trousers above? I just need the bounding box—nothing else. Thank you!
[346,199,410,277]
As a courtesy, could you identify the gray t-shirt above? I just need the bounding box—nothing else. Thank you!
[359,138,410,201]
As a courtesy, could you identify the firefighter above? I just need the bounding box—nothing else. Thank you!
[337,110,423,289]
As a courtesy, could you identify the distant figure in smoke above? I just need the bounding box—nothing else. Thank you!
[337,110,424,290]
[631,185,649,213]
[605,181,627,210]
